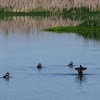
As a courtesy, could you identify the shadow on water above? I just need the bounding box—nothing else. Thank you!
[0,14,100,41]
[53,73,88,84]
[74,30,100,42]
[52,73,92,76]
[0,77,11,83]
[75,74,87,84]
[44,72,97,83]
[68,65,76,69]
[3,78,10,82]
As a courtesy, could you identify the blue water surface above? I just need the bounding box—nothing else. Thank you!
[0,19,100,100]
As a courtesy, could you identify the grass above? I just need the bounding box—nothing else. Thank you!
[62,7,100,14]
[0,6,100,17]
[0,6,100,40]
[0,11,51,16]
[43,26,100,33]
[43,19,100,41]
[43,19,100,32]
[0,6,50,16]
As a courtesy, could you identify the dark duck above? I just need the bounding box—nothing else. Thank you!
[68,61,75,67]
[3,72,10,79]
[37,63,42,69]
[75,65,87,75]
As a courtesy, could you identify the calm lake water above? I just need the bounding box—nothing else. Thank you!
[0,16,100,100]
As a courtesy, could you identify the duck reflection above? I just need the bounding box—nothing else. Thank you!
[75,74,87,84]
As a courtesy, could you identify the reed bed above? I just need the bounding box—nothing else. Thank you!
[0,0,100,12]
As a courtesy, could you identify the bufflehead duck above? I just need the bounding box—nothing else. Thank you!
[75,65,87,75]
[68,61,74,67]
[37,63,42,69]
[3,72,10,79]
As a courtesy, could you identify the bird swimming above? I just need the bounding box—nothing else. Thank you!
[68,61,75,67]
[3,72,10,79]
[37,63,42,69]
[75,65,87,75]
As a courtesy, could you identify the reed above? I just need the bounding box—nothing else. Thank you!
[0,0,100,13]
[43,19,100,41]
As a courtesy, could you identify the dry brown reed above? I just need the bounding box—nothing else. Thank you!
[0,0,100,12]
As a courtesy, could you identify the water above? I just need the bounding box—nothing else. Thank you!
[0,16,100,100]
